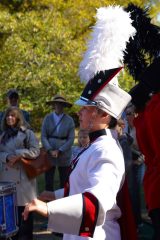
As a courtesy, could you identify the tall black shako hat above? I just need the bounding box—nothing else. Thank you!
[123,4,160,109]
[129,57,160,109]
[124,4,160,81]
[75,6,136,119]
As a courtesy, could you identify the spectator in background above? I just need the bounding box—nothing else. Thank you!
[125,103,145,228]
[72,129,90,159]
[0,89,30,130]
[0,106,39,240]
[116,118,133,173]
[41,94,75,191]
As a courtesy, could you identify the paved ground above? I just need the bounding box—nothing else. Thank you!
[33,214,62,240]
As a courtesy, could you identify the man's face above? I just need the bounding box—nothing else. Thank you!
[78,106,99,131]
[126,107,135,127]
[8,97,19,107]
[53,102,64,115]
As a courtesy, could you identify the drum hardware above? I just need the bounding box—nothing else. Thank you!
[0,182,18,239]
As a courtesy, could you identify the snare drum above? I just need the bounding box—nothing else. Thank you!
[0,182,18,239]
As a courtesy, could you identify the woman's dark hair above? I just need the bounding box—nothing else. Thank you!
[108,116,117,129]
[1,107,28,131]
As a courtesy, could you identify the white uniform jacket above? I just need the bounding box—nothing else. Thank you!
[47,129,125,240]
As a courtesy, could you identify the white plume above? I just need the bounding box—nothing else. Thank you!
[79,6,136,85]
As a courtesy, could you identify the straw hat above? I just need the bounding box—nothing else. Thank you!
[46,94,72,108]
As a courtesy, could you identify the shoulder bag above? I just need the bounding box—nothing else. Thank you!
[21,147,53,179]
[21,115,66,179]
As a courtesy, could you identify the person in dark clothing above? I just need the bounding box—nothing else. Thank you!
[0,89,30,133]
[116,118,133,172]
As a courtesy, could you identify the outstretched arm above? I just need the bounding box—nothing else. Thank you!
[23,199,48,221]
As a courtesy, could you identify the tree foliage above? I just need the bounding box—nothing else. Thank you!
[0,0,159,129]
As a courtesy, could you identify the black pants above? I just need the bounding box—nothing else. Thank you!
[45,166,69,191]
[128,164,145,226]
[12,206,33,240]
[149,208,160,240]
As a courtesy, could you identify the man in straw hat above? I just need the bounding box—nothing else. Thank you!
[23,5,137,240]
[41,94,75,191]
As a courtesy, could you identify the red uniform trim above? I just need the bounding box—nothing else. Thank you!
[79,192,99,237]
[91,67,123,100]
[64,182,69,197]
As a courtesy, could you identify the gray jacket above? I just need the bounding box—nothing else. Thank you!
[0,127,40,206]
[41,113,75,166]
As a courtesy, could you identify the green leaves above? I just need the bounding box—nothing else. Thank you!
[0,0,159,130]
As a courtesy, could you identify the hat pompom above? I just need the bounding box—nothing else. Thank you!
[124,4,160,81]
[79,6,136,85]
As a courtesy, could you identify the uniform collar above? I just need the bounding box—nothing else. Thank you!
[89,129,106,143]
